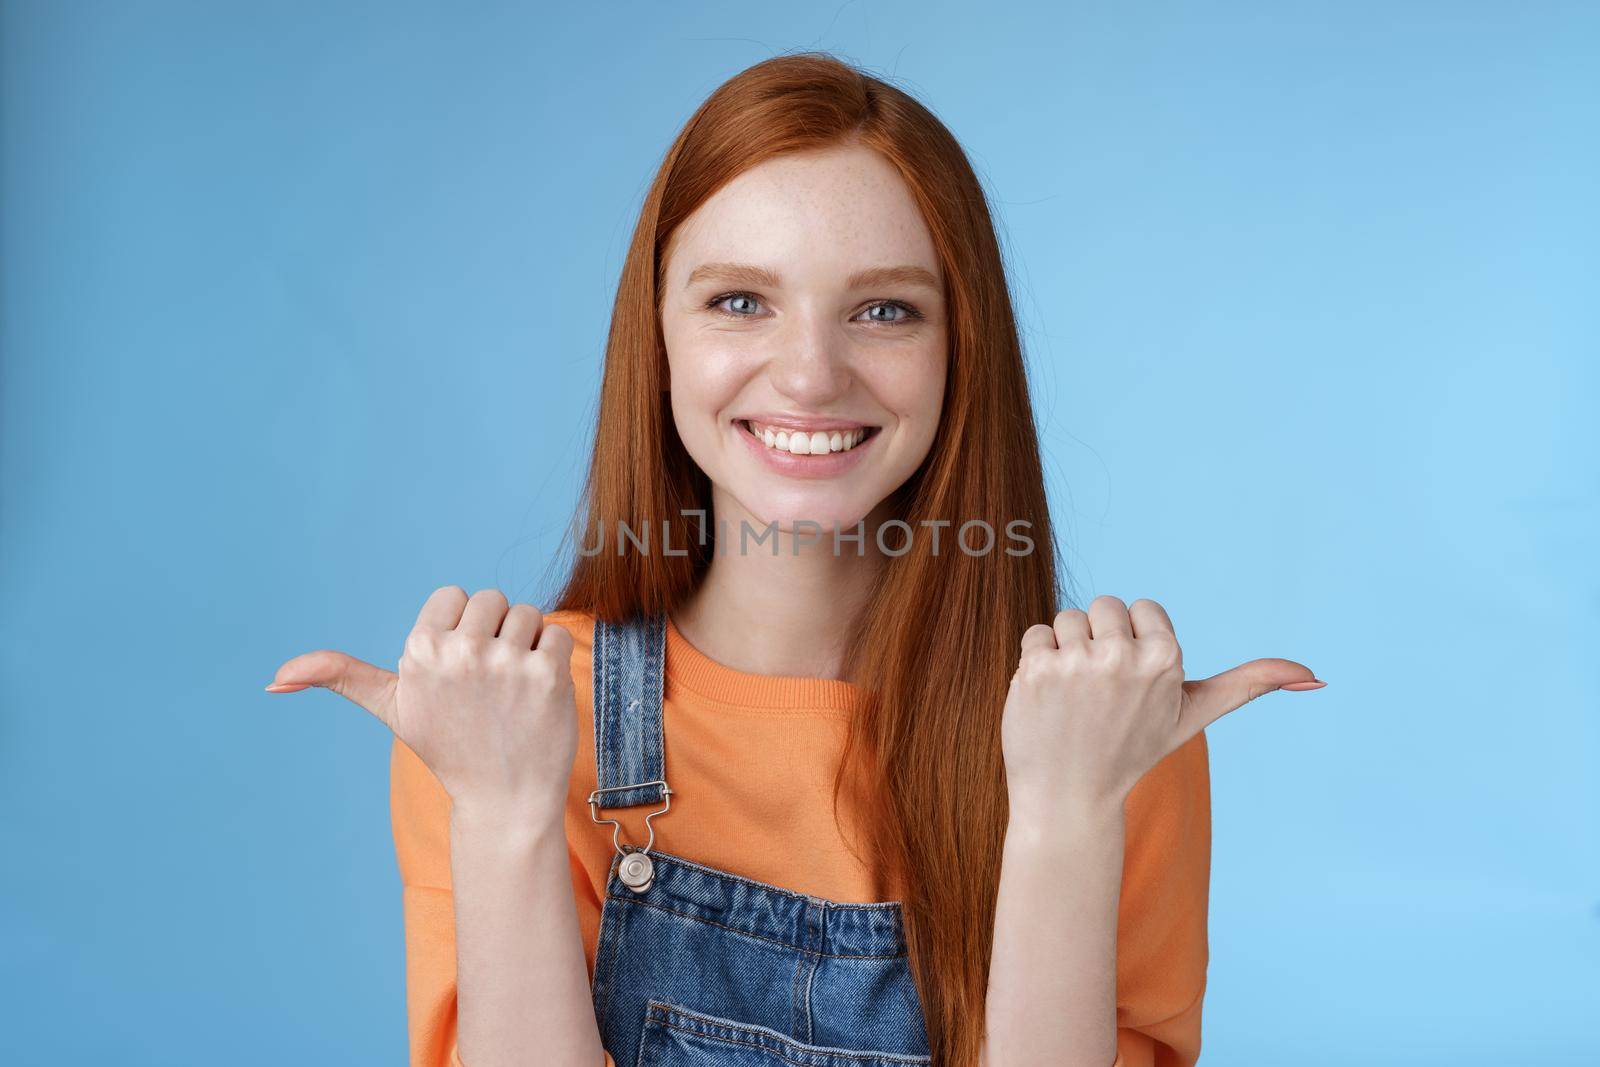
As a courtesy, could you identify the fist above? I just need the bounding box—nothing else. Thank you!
[266,586,578,819]
[1001,595,1323,810]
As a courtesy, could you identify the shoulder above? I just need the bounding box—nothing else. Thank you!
[541,607,596,695]
[540,607,596,660]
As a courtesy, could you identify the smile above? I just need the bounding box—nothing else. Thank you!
[737,419,879,455]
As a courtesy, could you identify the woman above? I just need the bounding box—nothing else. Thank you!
[267,51,1323,1067]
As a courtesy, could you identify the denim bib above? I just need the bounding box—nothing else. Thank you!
[586,612,933,1066]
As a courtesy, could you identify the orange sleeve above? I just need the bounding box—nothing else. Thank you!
[392,734,619,1067]
[391,735,461,1067]
[1110,730,1212,1067]
[390,734,617,1067]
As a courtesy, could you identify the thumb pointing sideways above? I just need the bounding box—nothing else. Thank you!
[264,649,400,732]
[1179,658,1326,736]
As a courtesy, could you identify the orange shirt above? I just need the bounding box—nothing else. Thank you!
[390,608,1211,1067]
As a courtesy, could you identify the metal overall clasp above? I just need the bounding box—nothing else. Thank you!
[587,778,673,893]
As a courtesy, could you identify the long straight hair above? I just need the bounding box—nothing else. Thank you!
[553,51,1062,1066]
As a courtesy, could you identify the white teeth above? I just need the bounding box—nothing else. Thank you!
[745,420,869,455]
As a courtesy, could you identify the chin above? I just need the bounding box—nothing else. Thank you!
[732,488,874,537]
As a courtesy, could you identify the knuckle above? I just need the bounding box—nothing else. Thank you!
[484,640,519,667]
[444,633,485,666]
[540,623,572,654]
[1151,650,1182,674]
[1018,629,1057,657]
[1094,636,1132,665]
[1145,635,1182,671]
[1017,630,1056,655]
[506,603,543,627]
[1017,652,1068,685]
[1017,652,1044,673]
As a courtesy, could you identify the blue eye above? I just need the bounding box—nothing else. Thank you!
[862,302,917,324]
[708,292,763,316]
[703,291,926,325]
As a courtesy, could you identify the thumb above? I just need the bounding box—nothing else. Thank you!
[1178,658,1324,737]
[265,649,399,731]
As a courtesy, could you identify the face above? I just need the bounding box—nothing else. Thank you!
[659,142,948,537]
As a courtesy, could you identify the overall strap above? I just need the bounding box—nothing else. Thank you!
[590,610,670,811]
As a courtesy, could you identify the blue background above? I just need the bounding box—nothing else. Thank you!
[2,2,1595,1063]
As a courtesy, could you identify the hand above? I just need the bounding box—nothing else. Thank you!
[265,586,578,820]
[1001,595,1324,811]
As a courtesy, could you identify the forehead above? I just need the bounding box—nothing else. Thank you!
[664,144,941,283]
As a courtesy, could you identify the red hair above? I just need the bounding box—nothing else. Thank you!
[553,51,1062,1066]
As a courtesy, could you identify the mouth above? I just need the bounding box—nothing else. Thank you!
[735,418,881,456]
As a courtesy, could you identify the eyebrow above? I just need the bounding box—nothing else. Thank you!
[685,261,942,293]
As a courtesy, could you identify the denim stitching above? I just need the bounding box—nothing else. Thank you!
[604,895,906,960]
[643,999,932,1065]
[644,849,905,911]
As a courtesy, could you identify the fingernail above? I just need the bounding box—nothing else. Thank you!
[1280,680,1327,691]
[264,682,308,692]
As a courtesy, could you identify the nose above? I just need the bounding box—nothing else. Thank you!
[766,315,852,407]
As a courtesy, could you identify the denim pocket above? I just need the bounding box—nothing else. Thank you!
[636,999,933,1067]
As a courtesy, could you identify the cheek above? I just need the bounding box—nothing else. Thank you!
[877,347,948,428]
[664,338,755,432]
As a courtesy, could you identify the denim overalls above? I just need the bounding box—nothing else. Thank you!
[586,611,934,1067]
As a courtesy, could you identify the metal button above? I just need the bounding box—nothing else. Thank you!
[619,850,655,893]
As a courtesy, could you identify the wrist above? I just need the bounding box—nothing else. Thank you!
[1005,784,1127,839]
[448,792,566,842]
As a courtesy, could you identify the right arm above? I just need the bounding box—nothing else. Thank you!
[270,586,611,1067]
[448,800,608,1067]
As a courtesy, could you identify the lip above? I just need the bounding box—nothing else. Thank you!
[733,412,876,433]
[732,418,878,480]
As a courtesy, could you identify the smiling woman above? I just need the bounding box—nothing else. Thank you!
[271,48,1317,1067]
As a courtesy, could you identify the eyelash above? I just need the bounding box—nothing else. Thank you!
[703,290,926,325]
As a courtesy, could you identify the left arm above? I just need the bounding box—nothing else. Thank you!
[981,595,1322,1067]
[982,731,1213,1067]
[983,791,1126,1067]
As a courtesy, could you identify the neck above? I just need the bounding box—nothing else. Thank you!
[669,492,896,684]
